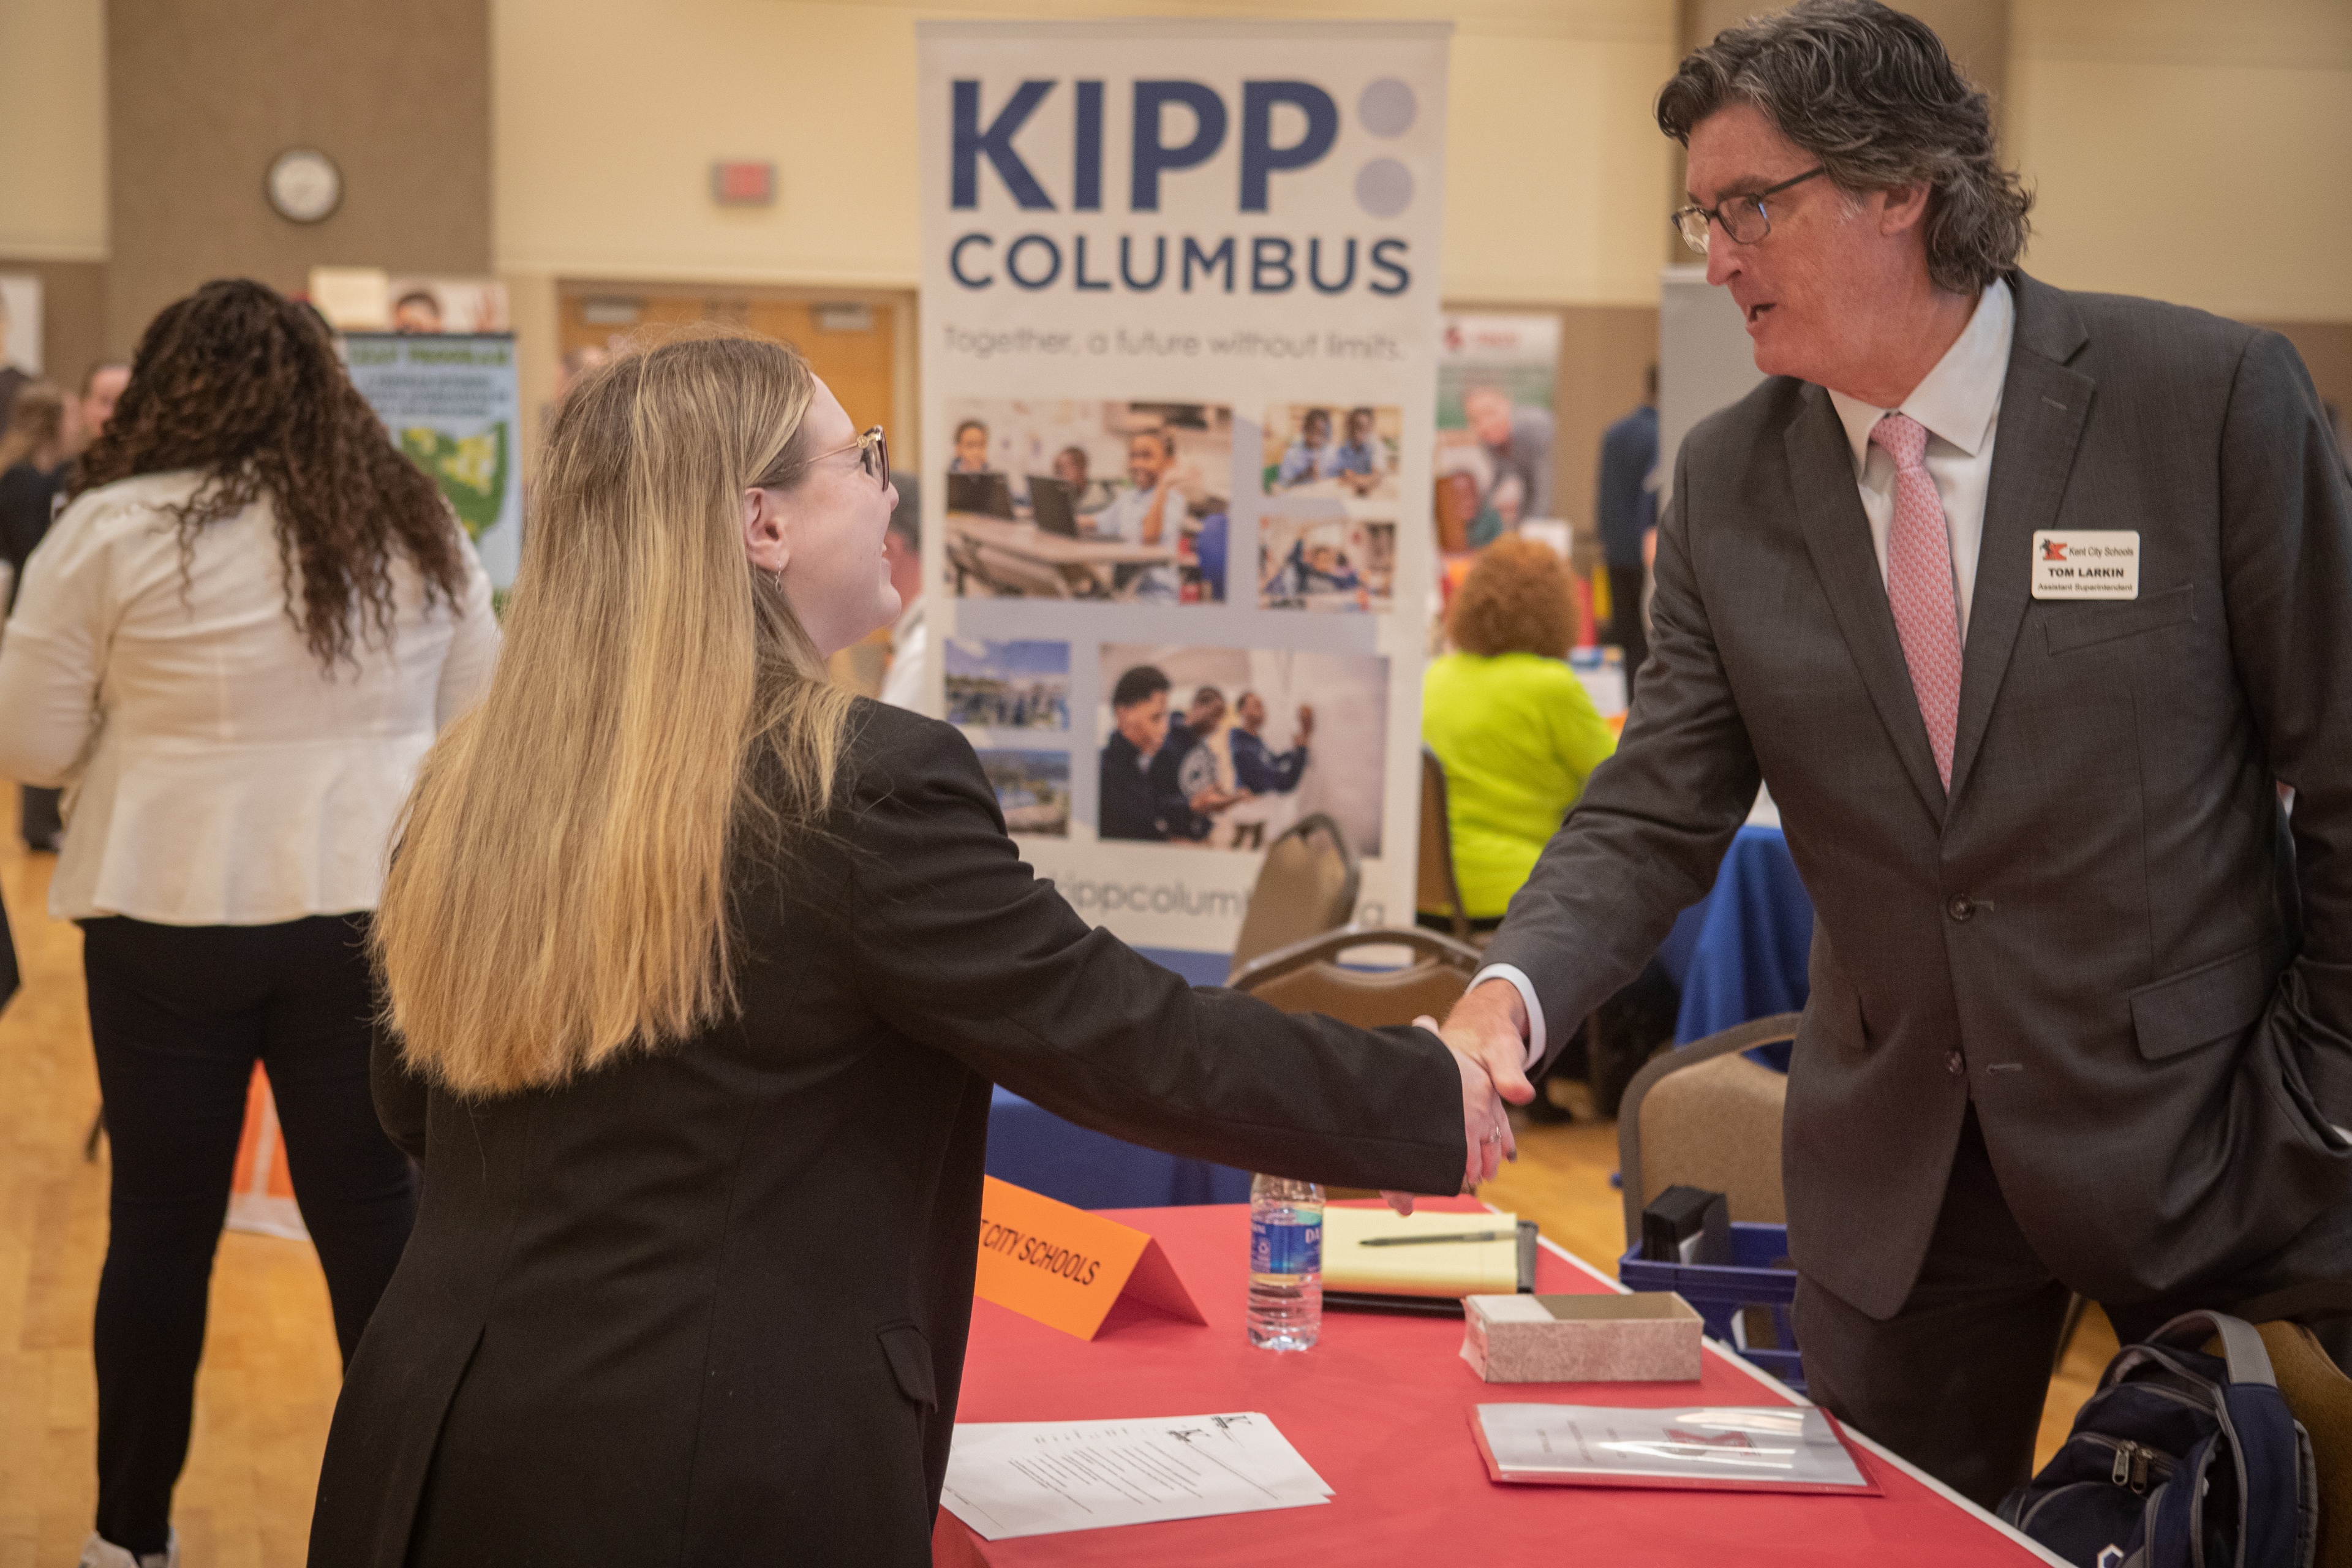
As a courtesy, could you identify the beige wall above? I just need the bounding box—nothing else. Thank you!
[0,0,108,263]
[494,0,1679,307]
[2007,0,2352,322]
[9,1,2348,361]
[106,0,492,353]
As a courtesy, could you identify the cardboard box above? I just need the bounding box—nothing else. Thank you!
[1460,1292,1704,1383]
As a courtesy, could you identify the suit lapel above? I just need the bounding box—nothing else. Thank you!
[1945,276,2094,808]
[1784,384,1948,821]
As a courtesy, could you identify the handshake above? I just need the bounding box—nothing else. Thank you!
[1384,978,1537,1215]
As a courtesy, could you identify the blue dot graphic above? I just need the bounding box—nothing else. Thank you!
[1358,78,1417,138]
[1355,158,1413,217]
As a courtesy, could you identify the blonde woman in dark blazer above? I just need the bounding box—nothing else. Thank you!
[308,334,1519,1567]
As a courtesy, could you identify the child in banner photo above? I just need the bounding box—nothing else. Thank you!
[1261,403,1400,500]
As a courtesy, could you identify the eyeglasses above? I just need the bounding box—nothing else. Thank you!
[1673,167,1826,254]
[771,426,889,489]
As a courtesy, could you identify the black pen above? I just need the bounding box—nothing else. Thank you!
[1358,1229,1513,1247]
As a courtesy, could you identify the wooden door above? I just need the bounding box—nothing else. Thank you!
[557,289,897,435]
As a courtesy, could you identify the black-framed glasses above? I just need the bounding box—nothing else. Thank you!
[772,425,889,489]
[1673,167,1826,254]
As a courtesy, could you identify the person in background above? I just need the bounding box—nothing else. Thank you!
[1595,364,1660,676]
[391,290,443,334]
[1420,535,1616,935]
[307,339,1504,1563]
[1229,692,1313,797]
[1275,407,1335,488]
[0,290,29,430]
[78,361,132,452]
[0,279,499,1568]
[949,418,991,475]
[877,472,925,711]
[1085,429,1183,603]
[555,345,611,408]
[0,381,91,850]
[1461,382,1554,522]
[0,382,77,600]
[1330,405,1385,495]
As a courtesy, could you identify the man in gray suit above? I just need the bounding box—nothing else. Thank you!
[1438,0,2352,1506]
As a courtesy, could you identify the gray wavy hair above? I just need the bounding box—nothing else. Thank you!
[1657,0,2031,294]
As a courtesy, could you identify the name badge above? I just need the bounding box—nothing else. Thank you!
[2031,530,2139,600]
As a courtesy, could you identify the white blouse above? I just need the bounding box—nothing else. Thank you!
[0,470,499,925]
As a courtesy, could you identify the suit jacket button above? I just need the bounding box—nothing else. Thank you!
[1947,895,1976,922]
[1947,1050,1966,1076]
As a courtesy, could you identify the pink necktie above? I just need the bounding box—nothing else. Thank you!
[1871,413,1963,790]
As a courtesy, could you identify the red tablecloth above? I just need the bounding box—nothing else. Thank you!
[934,1199,2059,1567]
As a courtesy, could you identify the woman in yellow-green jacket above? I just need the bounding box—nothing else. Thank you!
[1422,535,1616,927]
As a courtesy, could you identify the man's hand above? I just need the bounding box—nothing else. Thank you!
[1438,978,1536,1107]
[1384,1013,1520,1215]
[1295,704,1316,742]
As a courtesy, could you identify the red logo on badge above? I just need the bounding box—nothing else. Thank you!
[2041,540,2068,561]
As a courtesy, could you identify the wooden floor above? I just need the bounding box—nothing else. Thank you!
[0,805,2108,1566]
[0,820,347,1568]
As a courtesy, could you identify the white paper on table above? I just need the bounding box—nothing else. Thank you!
[940,1411,1332,1541]
[1476,1404,1869,1489]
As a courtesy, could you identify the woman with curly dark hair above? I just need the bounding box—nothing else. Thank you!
[0,278,497,1568]
[1420,535,1616,930]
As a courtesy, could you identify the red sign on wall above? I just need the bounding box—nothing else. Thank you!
[711,160,776,206]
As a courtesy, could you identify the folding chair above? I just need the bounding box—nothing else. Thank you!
[1226,812,1359,978]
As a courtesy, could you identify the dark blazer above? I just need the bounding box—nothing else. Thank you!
[1482,273,2352,1320]
[309,701,1462,1567]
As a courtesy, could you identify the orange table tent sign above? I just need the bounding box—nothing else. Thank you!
[973,1175,1205,1341]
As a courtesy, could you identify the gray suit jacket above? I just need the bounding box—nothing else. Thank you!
[1482,273,2352,1319]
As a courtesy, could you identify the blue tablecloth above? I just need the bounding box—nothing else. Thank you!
[1654,824,1813,1069]
[986,1088,1254,1209]
[983,944,1255,1208]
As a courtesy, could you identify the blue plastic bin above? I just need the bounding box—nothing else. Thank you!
[1618,1222,1804,1393]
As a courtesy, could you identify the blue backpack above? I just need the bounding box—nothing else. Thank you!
[2002,1310,2318,1568]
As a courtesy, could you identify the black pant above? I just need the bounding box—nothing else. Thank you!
[83,914,417,1555]
[1796,1104,2352,1509]
[1605,564,1648,679]
[22,784,61,848]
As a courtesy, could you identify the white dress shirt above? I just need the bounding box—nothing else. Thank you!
[1469,279,2015,1067]
[0,470,500,925]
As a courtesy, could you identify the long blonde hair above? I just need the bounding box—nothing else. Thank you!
[375,334,855,1096]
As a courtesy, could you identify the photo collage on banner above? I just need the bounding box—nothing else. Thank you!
[918,19,1449,962]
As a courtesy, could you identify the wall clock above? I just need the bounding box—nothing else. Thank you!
[266,148,342,224]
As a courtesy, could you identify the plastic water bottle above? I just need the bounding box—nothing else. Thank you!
[1246,1174,1324,1351]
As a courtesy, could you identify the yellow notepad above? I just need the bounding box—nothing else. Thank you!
[1322,1208,1524,1297]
